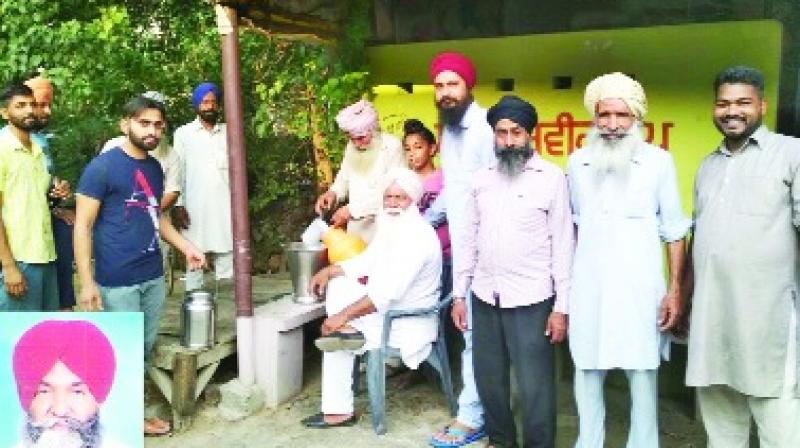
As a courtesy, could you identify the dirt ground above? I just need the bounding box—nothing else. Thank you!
[144,275,707,448]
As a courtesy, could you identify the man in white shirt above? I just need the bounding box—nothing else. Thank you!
[173,82,232,290]
[427,51,495,448]
[302,167,442,428]
[314,100,405,243]
[567,73,691,448]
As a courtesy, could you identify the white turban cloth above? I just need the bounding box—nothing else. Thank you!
[336,99,378,137]
[383,167,424,204]
[584,72,648,119]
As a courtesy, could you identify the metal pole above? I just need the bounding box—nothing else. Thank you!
[218,4,255,385]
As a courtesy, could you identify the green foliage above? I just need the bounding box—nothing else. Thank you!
[0,0,371,267]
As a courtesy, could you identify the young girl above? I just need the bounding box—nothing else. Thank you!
[402,119,451,293]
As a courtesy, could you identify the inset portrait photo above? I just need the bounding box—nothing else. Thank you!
[0,312,144,448]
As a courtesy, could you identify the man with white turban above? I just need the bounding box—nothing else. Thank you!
[302,167,442,428]
[567,72,691,447]
[12,320,122,448]
[314,100,405,243]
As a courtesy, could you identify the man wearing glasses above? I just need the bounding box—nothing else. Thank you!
[74,95,206,436]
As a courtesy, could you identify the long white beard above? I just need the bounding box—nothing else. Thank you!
[373,206,422,252]
[584,124,644,184]
[347,136,381,176]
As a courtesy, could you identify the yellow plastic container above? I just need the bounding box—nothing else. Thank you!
[321,227,366,264]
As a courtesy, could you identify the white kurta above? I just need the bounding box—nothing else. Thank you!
[173,118,232,253]
[328,132,405,242]
[567,143,691,370]
[330,209,442,368]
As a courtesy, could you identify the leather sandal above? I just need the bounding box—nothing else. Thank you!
[301,412,357,428]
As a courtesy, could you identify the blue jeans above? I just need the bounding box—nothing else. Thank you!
[52,215,76,308]
[0,261,58,311]
[456,287,485,429]
[100,276,166,368]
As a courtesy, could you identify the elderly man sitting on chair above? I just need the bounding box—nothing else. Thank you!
[302,167,443,428]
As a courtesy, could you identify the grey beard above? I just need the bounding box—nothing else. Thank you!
[495,144,533,178]
[24,412,102,448]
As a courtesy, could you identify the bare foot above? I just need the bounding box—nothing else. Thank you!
[144,417,171,435]
[323,413,353,424]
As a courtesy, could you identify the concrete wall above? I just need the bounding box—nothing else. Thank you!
[366,20,782,214]
[370,0,800,135]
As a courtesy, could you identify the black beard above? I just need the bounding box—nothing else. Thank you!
[199,110,219,124]
[9,115,38,132]
[436,98,471,127]
[495,144,533,178]
[24,412,102,448]
[31,118,49,132]
[714,115,762,142]
[129,134,160,152]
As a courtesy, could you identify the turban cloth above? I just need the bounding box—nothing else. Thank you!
[25,76,53,102]
[142,90,166,105]
[429,51,477,89]
[335,100,378,137]
[191,82,221,110]
[13,320,116,410]
[487,95,538,133]
[384,167,424,204]
[584,72,648,119]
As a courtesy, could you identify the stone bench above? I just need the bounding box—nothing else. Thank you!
[253,294,326,407]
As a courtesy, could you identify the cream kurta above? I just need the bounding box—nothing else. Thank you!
[173,118,232,252]
[328,132,404,242]
[331,208,442,368]
[567,143,691,370]
[687,126,800,398]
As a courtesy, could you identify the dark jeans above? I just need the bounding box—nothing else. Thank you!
[440,256,452,300]
[472,294,556,448]
[52,215,76,308]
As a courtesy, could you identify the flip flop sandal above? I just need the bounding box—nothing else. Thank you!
[429,425,486,447]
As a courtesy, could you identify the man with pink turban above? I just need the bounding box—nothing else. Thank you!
[427,51,494,447]
[12,320,120,448]
[314,99,405,242]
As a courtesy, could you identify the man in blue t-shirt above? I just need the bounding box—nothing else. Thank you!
[74,95,205,436]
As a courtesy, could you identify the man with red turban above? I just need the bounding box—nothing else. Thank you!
[314,99,405,242]
[427,51,495,447]
[12,320,119,448]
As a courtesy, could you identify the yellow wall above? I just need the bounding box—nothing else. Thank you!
[367,20,782,212]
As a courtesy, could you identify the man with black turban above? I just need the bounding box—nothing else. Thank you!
[453,95,574,447]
